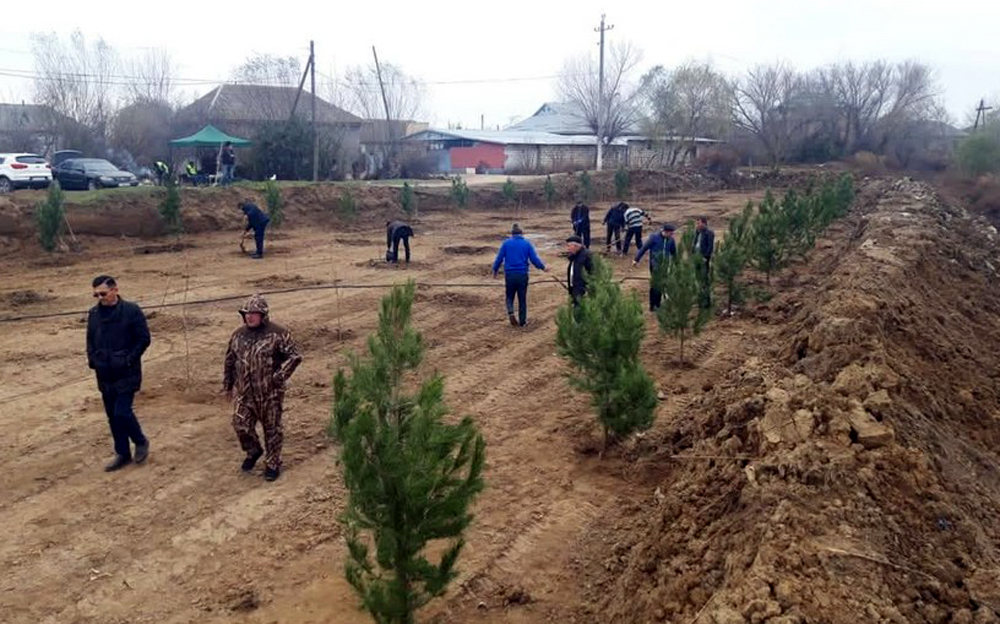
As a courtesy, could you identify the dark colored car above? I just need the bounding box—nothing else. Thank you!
[53,158,139,191]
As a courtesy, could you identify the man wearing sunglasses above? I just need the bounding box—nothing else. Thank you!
[86,276,151,472]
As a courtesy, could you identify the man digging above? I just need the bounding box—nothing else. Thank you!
[239,200,270,259]
[385,220,414,264]
[223,295,302,482]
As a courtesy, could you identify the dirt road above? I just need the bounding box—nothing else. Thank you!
[1,191,760,623]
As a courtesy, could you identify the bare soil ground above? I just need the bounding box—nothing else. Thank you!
[0,189,758,624]
[3,175,999,624]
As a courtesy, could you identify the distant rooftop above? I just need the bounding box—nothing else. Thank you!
[177,84,362,125]
[406,128,629,146]
[506,101,643,136]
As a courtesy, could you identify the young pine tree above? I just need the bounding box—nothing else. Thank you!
[264,179,284,227]
[713,205,752,315]
[747,190,790,284]
[158,180,183,236]
[502,177,517,205]
[400,181,415,216]
[655,226,712,364]
[555,256,658,449]
[614,166,630,199]
[543,174,557,205]
[331,281,486,624]
[577,170,593,202]
[36,181,65,252]
[450,176,469,208]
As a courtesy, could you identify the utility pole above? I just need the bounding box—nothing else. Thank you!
[974,98,993,130]
[594,14,614,171]
[372,46,393,175]
[311,40,318,182]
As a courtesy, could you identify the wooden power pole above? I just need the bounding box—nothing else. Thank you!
[974,98,994,131]
[594,14,614,171]
[311,40,318,182]
[372,46,394,174]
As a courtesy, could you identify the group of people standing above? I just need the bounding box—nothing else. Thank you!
[87,278,300,481]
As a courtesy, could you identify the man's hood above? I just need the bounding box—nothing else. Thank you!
[239,294,270,321]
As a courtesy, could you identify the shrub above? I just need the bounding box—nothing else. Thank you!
[264,179,283,227]
[614,167,630,199]
[696,148,739,177]
[158,180,183,235]
[400,181,416,215]
[555,256,657,449]
[450,176,469,208]
[331,281,486,624]
[851,150,885,175]
[543,174,557,205]
[36,182,65,252]
[956,134,1000,177]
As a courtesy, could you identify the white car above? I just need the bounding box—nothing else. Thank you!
[0,153,52,193]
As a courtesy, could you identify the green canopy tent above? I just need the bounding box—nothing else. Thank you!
[169,124,251,147]
[169,125,250,184]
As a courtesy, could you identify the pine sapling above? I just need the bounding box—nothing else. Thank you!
[264,179,283,227]
[331,281,486,624]
[502,177,517,205]
[158,180,183,236]
[747,190,790,284]
[450,176,469,208]
[577,170,593,202]
[614,166,630,199]
[656,227,712,364]
[36,181,65,252]
[339,188,358,220]
[400,181,415,215]
[543,174,557,205]
[555,257,657,449]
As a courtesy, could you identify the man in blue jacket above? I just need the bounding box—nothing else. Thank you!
[86,275,151,471]
[492,223,548,327]
[632,223,677,311]
[239,200,270,259]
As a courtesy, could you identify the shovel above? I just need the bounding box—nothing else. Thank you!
[239,231,249,254]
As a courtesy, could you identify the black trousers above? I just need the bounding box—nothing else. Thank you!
[391,235,411,263]
[504,273,529,326]
[623,226,643,254]
[574,222,591,248]
[253,225,266,255]
[101,388,147,459]
[649,286,663,311]
[697,257,712,308]
[605,225,622,252]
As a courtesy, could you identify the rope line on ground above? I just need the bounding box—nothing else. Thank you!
[0,276,652,324]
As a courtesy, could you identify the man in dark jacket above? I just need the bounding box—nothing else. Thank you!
[386,220,414,263]
[220,141,236,185]
[86,275,151,472]
[570,202,591,248]
[492,223,547,327]
[633,223,677,311]
[694,216,715,308]
[602,202,626,254]
[239,200,270,259]
[565,234,594,306]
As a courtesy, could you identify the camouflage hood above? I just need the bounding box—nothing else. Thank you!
[239,294,270,320]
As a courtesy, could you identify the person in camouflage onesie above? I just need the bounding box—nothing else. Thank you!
[223,294,302,481]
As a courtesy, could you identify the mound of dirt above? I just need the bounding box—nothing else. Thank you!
[145,310,213,333]
[133,242,196,255]
[442,245,494,255]
[246,274,324,289]
[334,238,377,247]
[2,289,54,308]
[593,178,1000,623]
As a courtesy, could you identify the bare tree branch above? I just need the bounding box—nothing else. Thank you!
[556,41,643,144]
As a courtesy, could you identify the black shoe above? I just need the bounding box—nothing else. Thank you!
[264,467,280,482]
[134,442,149,465]
[508,312,518,327]
[241,450,264,472]
[250,253,263,260]
[104,455,132,472]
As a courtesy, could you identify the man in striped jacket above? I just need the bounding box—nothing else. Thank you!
[622,204,651,254]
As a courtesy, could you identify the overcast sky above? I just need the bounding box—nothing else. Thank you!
[1,0,998,128]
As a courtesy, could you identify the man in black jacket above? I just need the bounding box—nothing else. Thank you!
[602,202,626,254]
[385,220,414,263]
[570,202,591,248]
[86,275,151,472]
[240,200,270,259]
[565,234,594,306]
[694,216,715,307]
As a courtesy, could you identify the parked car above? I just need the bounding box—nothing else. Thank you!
[52,150,82,167]
[52,158,139,190]
[0,153,52,194]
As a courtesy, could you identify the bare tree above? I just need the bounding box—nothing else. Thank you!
[231,54,303,121]
[557,41,643,150]
[111,99,175,166]
[335,61,425,176]
[731,62,804,167]
[31,30,121,148]
[124,49,177,105]
[641,61,731,165]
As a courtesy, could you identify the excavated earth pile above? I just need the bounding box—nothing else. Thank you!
[596,178,1000,623]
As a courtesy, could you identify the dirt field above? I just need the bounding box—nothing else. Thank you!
[4,175,1000,624]
[0,189,759,624]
